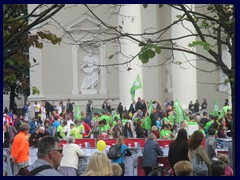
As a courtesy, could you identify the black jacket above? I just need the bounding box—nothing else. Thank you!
[168,140,189,169]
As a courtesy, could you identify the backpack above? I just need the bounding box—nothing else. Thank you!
[192,151,208,176]
[16,165,52,176]
[107,144,124,160]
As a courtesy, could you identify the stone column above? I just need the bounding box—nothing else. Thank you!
[171,5,197,109]
[118,4,143,107]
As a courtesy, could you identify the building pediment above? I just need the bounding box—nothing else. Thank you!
[66,15,105,32]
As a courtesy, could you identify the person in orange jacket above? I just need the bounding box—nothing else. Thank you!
[11,123,30,175]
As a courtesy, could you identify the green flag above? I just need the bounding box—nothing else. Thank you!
[92,107,102,115]
[130,74,142,101]
[174,99,185,123]
[148,100,153,115]
[74,106,81,120]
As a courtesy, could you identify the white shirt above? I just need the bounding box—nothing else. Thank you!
[33,104,40,112]
[57,106,62,115]
[60,143,84,169]
[66,120,74,137]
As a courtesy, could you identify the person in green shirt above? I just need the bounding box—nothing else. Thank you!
[99,119,110,138]
[188,115,198,125]
[100,112,111,124]
[167,112,175,125]
[57,120,67,139]
[198,123,206,137]
[70,120,84,139]
[223,105,231,115]
[204,114,215,133]
[160,124,174,139]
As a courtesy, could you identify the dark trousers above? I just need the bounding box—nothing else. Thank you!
[119,163,125,176]
[143,167,155,176]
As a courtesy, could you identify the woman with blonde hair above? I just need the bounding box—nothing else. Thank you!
[82,152,113,176]
[112,135,131,176]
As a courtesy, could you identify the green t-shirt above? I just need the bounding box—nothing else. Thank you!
[99,125,110,134]
[188,121,198,125]
[100,115,110,123]
[201,129,206,137]
[122,119,127,126]
[163,117,171,125]
[112,121,117,127]
[92,117,98,124]
[57,125,66,139]
[205,120,214,129]
[223,105,230,114]
[168,115,175,124]
[70,124,84,138]
[160,129,172,139]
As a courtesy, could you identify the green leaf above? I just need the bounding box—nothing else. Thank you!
[176,15,182,18]
[147,49,155,58]
[6,59,14,65]
[203,44,211,51]
[146,44,155,49]
[143,4,148,8]
[109,55,114,59]
[201,20,209,28]
[32,86,40,95]
[207,5,214,11]
[139,53,149,64]
[155,47,161,54]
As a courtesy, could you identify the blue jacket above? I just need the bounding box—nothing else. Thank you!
[142,139,163,167]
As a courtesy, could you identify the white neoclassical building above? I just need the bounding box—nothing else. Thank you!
[27,4,232,110]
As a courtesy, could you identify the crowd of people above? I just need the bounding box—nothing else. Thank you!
[3,97,233,176]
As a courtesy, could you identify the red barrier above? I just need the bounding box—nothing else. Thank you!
[98,138,146,147]
[156,139,174,147]
[137,156,170,176]
[60,138,96,148]
[156,139,206,148]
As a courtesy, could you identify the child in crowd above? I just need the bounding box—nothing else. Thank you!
[218,154,233,176]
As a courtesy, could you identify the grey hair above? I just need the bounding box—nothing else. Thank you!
[38,126,45,131]
[19,123,30,132]
[148,133,156,140]
[37,136,60,158]
[67,136,75,143]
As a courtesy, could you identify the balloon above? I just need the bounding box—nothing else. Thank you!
[97,140,106,152]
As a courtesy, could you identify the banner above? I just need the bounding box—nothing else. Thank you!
[74,106,81,120]
[174,99,186,123]
[148,100,153,115]
[210,99,219,116]
[130,74,142,101]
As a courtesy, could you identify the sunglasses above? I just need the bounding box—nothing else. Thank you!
[49,149,63,154]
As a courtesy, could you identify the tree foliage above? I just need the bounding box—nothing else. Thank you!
[3,4,64,109]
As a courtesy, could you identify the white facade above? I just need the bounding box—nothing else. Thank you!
[27,4,231,110]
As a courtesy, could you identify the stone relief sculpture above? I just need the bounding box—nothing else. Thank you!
[79,49,100,90]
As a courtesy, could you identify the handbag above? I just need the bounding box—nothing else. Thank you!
[192,149,208,176]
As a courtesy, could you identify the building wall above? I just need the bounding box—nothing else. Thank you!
[27,4,231,111]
